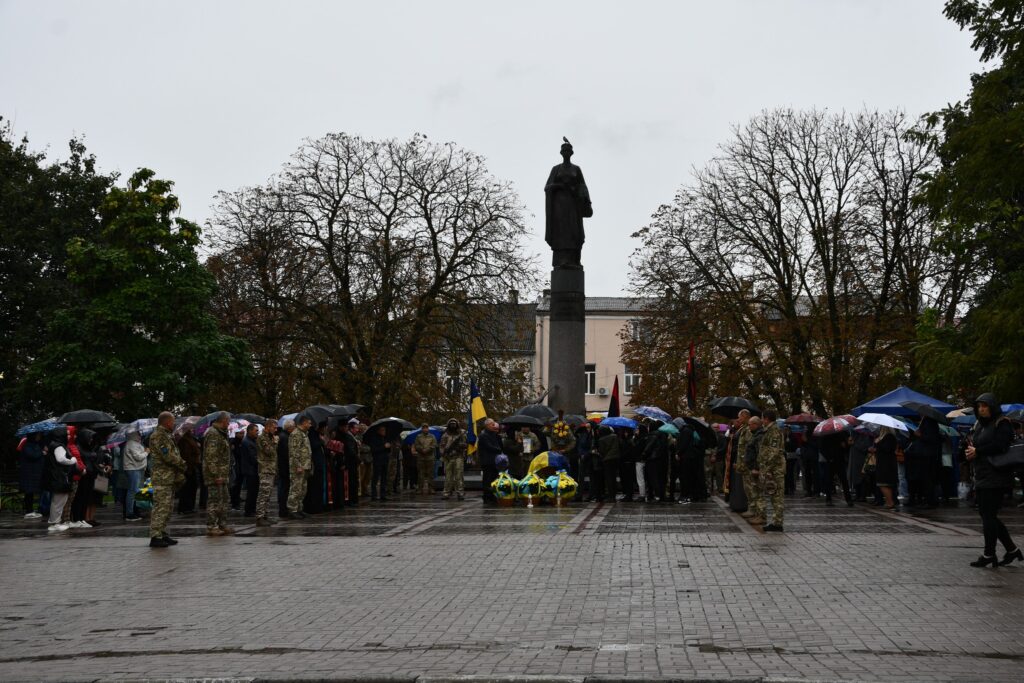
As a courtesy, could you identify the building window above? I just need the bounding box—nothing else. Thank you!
[585,364,596,395]
[444,370,460,398]
[624,365,641,394]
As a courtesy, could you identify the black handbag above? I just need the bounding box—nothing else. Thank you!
[988,439,1024,471]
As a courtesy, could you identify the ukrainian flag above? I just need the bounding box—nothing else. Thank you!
[466,379,488,456]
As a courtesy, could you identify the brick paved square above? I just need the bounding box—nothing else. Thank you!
[1,494,1022,682]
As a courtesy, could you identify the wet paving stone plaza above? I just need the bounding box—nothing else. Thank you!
[1,492,1023,682]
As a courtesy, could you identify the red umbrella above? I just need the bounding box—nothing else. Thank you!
[785,412,822,424]
[813,415,859,437]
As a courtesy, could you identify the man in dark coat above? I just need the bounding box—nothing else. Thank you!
[478,419,504,503]
[340,420,361,507]
[241,424,260,516]
[277,420,293,517]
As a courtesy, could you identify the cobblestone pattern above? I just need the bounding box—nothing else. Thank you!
[1,494,1022,681]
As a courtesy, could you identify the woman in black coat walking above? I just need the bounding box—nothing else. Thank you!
[966,393,1022,567]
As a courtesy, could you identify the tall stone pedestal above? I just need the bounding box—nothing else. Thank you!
[547,267,586,415]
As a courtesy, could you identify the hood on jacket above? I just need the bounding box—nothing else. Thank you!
[78,428,96,449]
[50,425,68,444]
[974,392,1003,422]
[67,425,77,444]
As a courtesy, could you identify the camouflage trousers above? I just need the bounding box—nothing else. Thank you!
[287,471,308,513]
[417,455,434,494]
[149,486,173,538]
[759,458,785,526]
[207,483,229,531]
[443,456,464,496]
[255,473,275,519]
[744,469,764,517]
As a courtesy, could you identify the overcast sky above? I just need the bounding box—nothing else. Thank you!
[1,0,981,297]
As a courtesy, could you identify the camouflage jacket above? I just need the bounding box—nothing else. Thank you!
[202,425,231,482]
[256,431,278,477]
[413,432,438,457]
[733,424,752,472]
[439,430,467,459]
[150,425,185,487]
[757,423,785,468]
[289,428,312,471]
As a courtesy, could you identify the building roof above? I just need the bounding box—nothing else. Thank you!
[536,295,652,314]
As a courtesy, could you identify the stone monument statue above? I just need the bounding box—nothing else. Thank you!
[544,138,589,415]
[544,137,592,269]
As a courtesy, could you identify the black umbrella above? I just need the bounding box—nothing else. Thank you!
[899,401,951,425]
[675,416,717,445]
[341,403,366,414]
[557,414,587,427]
[233,413,267,425]
[59,409,116,424]
[368,416,415,436]
[516,404,557,421]
[708,397,760,419]
[501,414,545,428]
[301,404,346,425]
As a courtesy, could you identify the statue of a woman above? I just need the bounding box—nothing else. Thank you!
[544,138,592,269]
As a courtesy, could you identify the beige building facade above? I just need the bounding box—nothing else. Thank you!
[534,296,653,414]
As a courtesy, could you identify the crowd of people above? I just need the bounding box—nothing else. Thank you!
[12,394,1023,565]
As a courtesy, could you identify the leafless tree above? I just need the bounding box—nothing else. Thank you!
[626,109,972,415]
[206,134,540,418]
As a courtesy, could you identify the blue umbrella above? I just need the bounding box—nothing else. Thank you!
[15,420,61,438]
[634,406,672,422]
[602,416,638,429]
[403,426,444,445]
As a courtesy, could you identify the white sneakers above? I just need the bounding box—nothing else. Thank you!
[48,523,69,532]
[24,512,43,520]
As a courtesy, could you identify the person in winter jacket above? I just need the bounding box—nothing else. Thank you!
[123,430,148,521]
[45,425,84,532]
[17,433,46,519]
[60,425,88,526]
[966,393,1022,567]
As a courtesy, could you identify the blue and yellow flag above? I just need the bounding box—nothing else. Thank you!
[466,379,488,456]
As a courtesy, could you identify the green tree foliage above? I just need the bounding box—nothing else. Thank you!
[0,122,113,436]
[915,0,1024,400]
[25,169,251,417]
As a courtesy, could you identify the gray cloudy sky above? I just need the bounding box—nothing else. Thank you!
[1,0,981,297]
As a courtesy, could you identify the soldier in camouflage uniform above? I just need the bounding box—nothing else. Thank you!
[413,425,438,495]
[149,412,186,548]
[732,410,753,514]
[286,415,313,517]
[255,419,279,525]
[751,410,786,531]
[743,416,766,524]
[203,412,234,536]
[439,419,467,500]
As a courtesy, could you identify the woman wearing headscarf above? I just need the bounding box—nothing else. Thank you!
[966,393,1022,567]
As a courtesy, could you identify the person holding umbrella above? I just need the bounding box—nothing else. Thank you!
[17,432,46,519]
